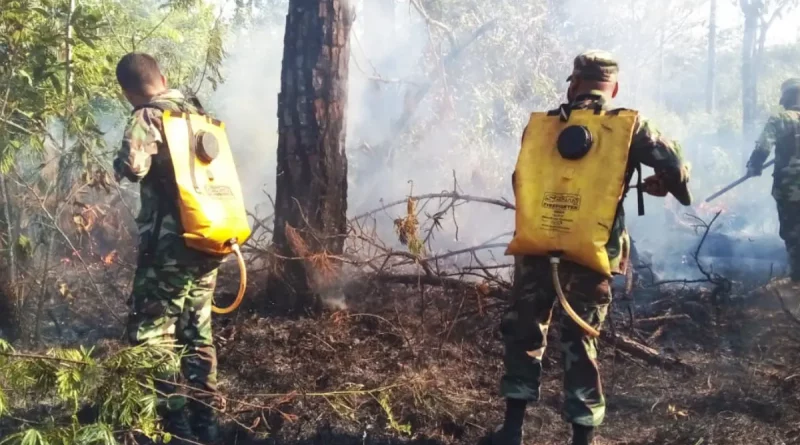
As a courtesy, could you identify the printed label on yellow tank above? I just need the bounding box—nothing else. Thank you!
[540,192,581,233]
[506,109,637,276]
[162,111,252,255]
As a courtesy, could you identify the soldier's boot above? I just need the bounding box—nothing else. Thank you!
[160,408,195,444]
[571,424,596,445]
[479,426,523,445]
[478,399,526,445]
[190,403,221,444]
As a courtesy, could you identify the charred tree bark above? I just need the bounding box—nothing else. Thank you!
[272,0,352,313]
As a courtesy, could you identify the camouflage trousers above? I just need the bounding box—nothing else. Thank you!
[126,263,220,411]
[500,256,611,427]
[776,198,800,281]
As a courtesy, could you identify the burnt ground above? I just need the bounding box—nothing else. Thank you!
[4,263,800,445]
[204,277,800,445]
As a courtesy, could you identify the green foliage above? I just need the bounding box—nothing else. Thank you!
[0,0,226,342]
[1,429,47,445]
[0,343,182,444]
[15,234,33,261]
[0,0,225,177]
[374,390,411,436]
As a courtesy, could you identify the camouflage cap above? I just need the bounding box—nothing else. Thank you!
[567,50,619,82]
[781,78,800,95]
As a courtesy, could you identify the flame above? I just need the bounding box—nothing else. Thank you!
[103,250,117,265]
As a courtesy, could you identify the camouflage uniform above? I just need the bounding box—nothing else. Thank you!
[501,51,692,428]
[114,89,222,411]
[747,78,800,281]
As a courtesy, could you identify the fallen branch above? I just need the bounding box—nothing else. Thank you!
[375,273,506,299]
[352,192,514,221]
[392,243,508,268]
[600,331,695,374]
[635,314,692,325]
[376,273,475,289]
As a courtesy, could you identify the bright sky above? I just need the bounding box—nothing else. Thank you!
[716,1,800,45]
[211,0,800,46]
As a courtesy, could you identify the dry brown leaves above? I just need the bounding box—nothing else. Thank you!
[285,222,337,287]
[393,197,424,255]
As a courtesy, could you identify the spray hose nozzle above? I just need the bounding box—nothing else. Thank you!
[212,242,247,315]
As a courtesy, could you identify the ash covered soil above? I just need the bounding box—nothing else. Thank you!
[208,278,800,445]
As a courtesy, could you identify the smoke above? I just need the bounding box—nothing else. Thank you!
[207,0,796,284]
[209,22,284,216]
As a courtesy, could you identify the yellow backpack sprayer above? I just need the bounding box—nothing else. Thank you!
[161,110,252,314]
[506,107,638,337]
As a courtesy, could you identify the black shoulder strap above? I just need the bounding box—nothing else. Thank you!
[547,104,571,122]
[616,161,645,219]
[132,102,167,113]
[187,95,207,115]
[616,107,645,216]
[634,163,645,216]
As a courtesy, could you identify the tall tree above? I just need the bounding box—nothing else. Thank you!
[740,0,798,157]
[706,0,717,113]
[272,0,352,313]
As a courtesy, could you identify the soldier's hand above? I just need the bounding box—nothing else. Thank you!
[642,174,668,197]
[746,163,762,177]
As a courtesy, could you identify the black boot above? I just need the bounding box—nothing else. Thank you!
[190,403,221,444]
[161,408,195,444]
[479,399,526,445]
[479,426,523,445]
[571,424,596,445]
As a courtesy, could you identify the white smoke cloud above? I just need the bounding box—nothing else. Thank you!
[206,0,795,282]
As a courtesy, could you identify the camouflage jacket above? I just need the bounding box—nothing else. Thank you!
[514,92,692,274]
[747,106,800,202]
[114,89,220,267]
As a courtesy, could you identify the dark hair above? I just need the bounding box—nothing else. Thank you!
[780,88,800,109]
[115,53,162,94]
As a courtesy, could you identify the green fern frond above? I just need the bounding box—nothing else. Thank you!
[75,423,116,445]
[0,339,14,353]
[1,428,49,445]
[0,387,9,416]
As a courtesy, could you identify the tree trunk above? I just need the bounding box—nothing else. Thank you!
[706,0,716,114]
[0,173,20,341]
[741,0,759,156]
[272,0,352,313]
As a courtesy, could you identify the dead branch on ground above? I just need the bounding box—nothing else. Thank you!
[601,331,695,374]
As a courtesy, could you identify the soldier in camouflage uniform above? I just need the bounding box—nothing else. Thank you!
[747,78,800,282]
[113,53,222,444]
[484,51,692,445]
